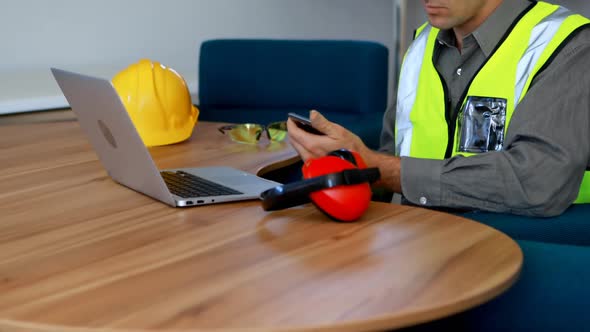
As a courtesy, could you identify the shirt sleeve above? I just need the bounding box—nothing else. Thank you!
[401,28,590,217]
[379,102,397,154]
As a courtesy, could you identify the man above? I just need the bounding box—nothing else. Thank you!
[287,0,590,217]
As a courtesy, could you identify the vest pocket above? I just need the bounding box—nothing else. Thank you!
[457,96,507,153]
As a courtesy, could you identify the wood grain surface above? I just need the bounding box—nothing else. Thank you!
[0,111,522,332]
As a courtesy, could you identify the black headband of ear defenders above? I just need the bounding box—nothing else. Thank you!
[260,167,381,211]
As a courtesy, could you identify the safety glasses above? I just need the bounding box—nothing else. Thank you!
[218,122,288,144]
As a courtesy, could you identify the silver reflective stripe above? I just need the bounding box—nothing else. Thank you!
[395,25,431,156]
[514,6,571,107]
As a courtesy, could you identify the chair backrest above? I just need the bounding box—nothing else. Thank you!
[198,39,388,115]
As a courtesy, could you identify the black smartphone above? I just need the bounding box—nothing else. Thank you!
[288,112,325,135]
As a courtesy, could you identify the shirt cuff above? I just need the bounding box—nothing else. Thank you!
[400,157,443,207]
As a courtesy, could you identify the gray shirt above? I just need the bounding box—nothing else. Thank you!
[379,0,590,216]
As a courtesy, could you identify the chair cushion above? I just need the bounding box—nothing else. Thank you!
[459,204,590,246]
[198,39,388,115]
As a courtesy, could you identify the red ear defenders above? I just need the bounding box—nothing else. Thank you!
[260,149,380,222]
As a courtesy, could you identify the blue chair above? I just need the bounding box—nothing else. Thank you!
[459,204,590,246]
[397,240,590,332]
[197,38,389,150]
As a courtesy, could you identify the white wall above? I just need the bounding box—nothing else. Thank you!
[0,0,395,114]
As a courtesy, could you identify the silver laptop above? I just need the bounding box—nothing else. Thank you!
[51,68,280,207]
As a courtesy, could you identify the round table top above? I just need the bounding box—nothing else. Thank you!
[0,201,522,332]
[0,113,523,331]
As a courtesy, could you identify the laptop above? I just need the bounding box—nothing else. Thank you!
[51,68,281,207]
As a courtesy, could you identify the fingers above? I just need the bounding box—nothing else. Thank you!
[288,134,313,161]
[288,110,370,161]
[287,118,330,160]
[309,110,337,137]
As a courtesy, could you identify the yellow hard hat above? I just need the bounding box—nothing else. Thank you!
[112,59,199,146]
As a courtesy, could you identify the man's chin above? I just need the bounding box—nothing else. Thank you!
[427,16,455,30]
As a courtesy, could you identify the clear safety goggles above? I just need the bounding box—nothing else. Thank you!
[218,122,288,144]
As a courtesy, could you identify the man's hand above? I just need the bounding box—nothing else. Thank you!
[287,110,370,161]
[287,110,402,192]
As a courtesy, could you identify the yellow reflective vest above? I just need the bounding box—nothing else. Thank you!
[395,1,590,203]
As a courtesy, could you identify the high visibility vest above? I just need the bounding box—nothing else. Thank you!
[395,1,590,203]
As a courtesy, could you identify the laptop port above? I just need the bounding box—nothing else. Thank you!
[197,200,205,204]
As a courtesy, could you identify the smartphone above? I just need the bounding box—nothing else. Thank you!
[288,112,325,135]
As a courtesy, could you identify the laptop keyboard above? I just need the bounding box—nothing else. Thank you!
[161,170,243,198]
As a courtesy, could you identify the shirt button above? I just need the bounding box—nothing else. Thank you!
[419,196,428,205]
[456,68,462,76]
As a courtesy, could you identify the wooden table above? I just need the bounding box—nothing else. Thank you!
[0,110,522,332]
